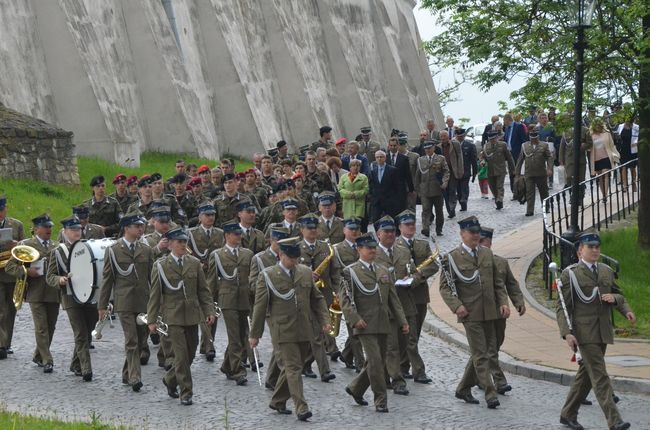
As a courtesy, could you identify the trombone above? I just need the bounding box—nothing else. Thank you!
[137,313,169,336]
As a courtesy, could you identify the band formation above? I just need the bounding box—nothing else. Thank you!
[0,124,635,429]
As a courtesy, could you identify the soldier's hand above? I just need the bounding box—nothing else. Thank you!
[626,312,637,323]
[455,305,469,318]
[401,324,409,335]
[58,276,68,287]
[354,319,368,329]
[565,334,578,352]
[158,238,169,250]
[27,267,40,277]
[148,323,157,334]
[98,309,107,322]
[312,272,320,281]
[517,304,526,316]
[206,315,216,326]
[601,293,616,304]
[249,338,259,349]
[500,305,510,318]
[322,324,332,334]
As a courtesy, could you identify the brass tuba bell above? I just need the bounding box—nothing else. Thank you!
[327,293,343,337]
[11,245,40,310]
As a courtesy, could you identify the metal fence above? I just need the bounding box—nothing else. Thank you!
[541,159,640,296]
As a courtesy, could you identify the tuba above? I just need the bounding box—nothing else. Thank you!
[11,245,40,311]
[314,244,335,289]
[327,293,343,337]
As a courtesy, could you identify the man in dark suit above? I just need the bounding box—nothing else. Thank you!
[341,141,370,176]
[369,151,401,223]
[503,113,528,163]
[386,136,415,200]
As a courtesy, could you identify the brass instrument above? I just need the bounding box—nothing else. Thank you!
[92,303,114,340]
[0,250,12,269]
[137,313,169,336]
[407,243,440,275]
[314,244,335,289]
[432,242,457,297]
[10,245,40,310]
[327,293,343,337]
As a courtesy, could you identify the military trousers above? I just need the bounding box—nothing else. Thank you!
[67,305,96,375]
[385,320,406,389]
[304,319,331,376]
[341,322,364,369]
[348,334,388,408]
[164,324,198,401]
[118,311,148,385]
[0,281,17,348]
[525,175,549,214]
[457,320,498,401]
[265,347,281,388]
[30,302,59,365]
[420,195,444,234]
[464,318,509,388]
[561,343,622,428]
[487,175,506,203]
[443,177,460,215]
[221,309,248,379]
[271,341,311,415]
[402,303,429,374]
[157,331,174,368]
[458,177,471,205]
[398,314,426,379]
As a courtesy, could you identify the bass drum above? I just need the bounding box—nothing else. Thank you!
[68,239,116,304]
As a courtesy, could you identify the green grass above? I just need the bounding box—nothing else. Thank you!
[0,151,251,235]
[0,409,127,429]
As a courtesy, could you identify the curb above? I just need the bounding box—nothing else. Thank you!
[422,311,650,395]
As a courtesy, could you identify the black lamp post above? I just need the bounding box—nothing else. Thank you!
[561,0,597,268]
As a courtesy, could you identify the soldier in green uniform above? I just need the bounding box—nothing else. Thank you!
[197,165,215,198]
[249,237,330,421]
[395,210,437,383]
[150,173,187,226]
[556,232,634,430]
[310,126,334,152]
[242,169,269,209]
[397,138,420,210]
[148,227,217,406]
[480,129,515,210]
[56,206,104,243]
[170,173,198,227]
[515,130,553,216]
[207,220,253,385]
[0,196,24,359]
[110,173,137,213]
[84,175,123,237]
[559,125,592,203]
[359,126,382,164]
[126,175,139,195]
[264,198,302,243]
[305,151,334,193]
[214,173,258,228]
[415,141,450,237]
[316,192,344,244]
[99,211,153,391]
[439,216,509,409]
[5,214,59,373]
[127,175,154,219]
[237,200,265,255]
[341,233,409,413]
[272,140,298,164]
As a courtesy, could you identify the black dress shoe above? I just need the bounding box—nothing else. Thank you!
[525,212,534,216]
[486,398,500,409]
[496,201,503,210]
[610,422,631,430]
[150,333,160,345]
[496,384,512,395]
[560,417,584,430]
[122,377,129,385]
[580,399,593,405]
[375,406,389,413]
[345,387,368,406]
[436,232,443,236]
[180,397,193,406]
[297,410,312,421]
[613,393,620,403]
[164,363,173,371]
[251,362,264,372]
[414,375,432,384]
[89,344,95,350]
[43,363,53,373]
[269,405,292,415]
[70,367,82,376]
[455,392,479,404]
[402,372,413,379]
[330,351,342,362]
[163,378,179,399]
[302,368,317,378]
[242,362,251,368]
[158,361,166,368]
[393,386,409,395]
[0,347,7,359]
[236,376,248,386]
[82,372,93,382]
[32,358,44,367]
[140,355,149,365]
[421,229,430,237]
[448,212,456,219]
[265,382,275,391]
[132,381,143,392]
[205,350,216,362]
[6,347,13,354]
[321,371,336,382]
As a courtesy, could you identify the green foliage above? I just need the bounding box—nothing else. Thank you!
[0,409,128,429]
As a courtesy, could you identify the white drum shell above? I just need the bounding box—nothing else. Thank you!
[68,239,116,304]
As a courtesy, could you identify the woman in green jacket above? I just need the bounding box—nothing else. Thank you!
[338,159,368,220]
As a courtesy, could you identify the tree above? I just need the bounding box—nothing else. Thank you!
[420,0,649,248]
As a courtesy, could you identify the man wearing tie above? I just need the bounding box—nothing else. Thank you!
[386,136,415,213]
[503,113,528,166]
[446,116,456,139]
[369,150,401,223]
[341,141,370,176]
[316,192,344,245]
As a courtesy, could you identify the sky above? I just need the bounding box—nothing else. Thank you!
[412,2,525,126]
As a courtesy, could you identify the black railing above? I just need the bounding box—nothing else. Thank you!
[542,159,640,296]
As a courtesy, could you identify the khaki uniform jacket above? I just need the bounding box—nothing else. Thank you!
[299,240,341,301]
[265,221,301,243]
[144,231,171,260]
[249,248,279,287]
[414,155,450,197]
[110,191,137,213]
[187,225,225,264]
[481,140,515,177]
[84,196,123,232]
[359,140,381,163]
[317,216,344,245]
[0,217,24,283]
[515,141,553,177]
[493,254,524,311]
[240,226,266,255]
[46,243,85,310]
[557,262,632,345]
[396,236,438,305]
[340,261,407,335]
[375,244,416,317]
[559,129,592,181]
[56,223,104,243]
[148,254,215,326]
[208,246,254,311]
[250,263,329,343]
[439,245,508,322]
[99,239,153,313]
[5,237,59,303]
[333,240,358,268]
[405,151,420,182]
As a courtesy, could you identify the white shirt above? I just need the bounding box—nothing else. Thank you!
[170,253,183,265]
[279,262,292,278]
[378,243,393,257]
[358,259,374,271]
[461,242,478,256]
[283,220,295,230]
[581,259,598,272]
[201,225,212,236]
[345,239,356,249]
[122,238,134,249]
[225,244,239,256]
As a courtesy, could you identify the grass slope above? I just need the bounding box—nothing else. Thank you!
[0,409,127,430]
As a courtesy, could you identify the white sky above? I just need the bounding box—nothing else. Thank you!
[412,2,525,126]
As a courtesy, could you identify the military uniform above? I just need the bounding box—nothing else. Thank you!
[359,139,381,164]
[414,153,450,235]
[403,150,420,210]
[306,169,334,194]
[515,139,552,215]
[178,193,205,228]
[239,224,265,256]
[56,222,104,242]
[214,193,255,228]
[110,191,137,214]
[84,196,123,237]
[0,215,24,354]
[265,220,301,244]
[559,128,592,190]
[127,199,156,221]
[154,194,187,226]
[481,137,515,206]
[317,215,344,245]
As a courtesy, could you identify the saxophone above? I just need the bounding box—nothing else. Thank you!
[313,244,335,289]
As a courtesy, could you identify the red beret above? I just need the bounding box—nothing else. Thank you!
[188,176,202,187]
[198,164,210,174]
[112,173,127,184]
[335,138,348,146]
[126,175,138,186]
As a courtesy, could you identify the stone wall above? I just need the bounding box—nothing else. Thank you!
[0,103,79,185]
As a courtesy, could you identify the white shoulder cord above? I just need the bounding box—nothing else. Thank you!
[349,265,381,303]
[211,250,238,281]
[447,253,481,284]
[108,247,137,279]
[568,269,600,304]
[189,230,209,259]
[262,269,296,303]
[156,260,186,299]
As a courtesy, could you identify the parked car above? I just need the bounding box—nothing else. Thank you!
[465,123,488,151]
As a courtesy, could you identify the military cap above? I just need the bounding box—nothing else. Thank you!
[274,182,288,193]
[480,227,494,239]
[578,231,601,246]
[281,198,298,210]
[276,140,287,149]
[320,125,332,135]
[32,213,54,227]
[73,205,90,218]
[487,129,500,139]
[397,132,409,144]
[236,200,256,212]
[318,191,336,206]
[61,215,82,230]
[222,219,243,234]
[197,203,216,215]
[151,207,171,222]
[126,175,138,186]
[187,176,202,187]
[278,237,301,258]
[164,227,188,241]
[244,168,257,176]
[235,172,246,180]
[120,210,146,227]
[270,226,290,240]
[267,148,279,157]
[422,140,435,149]
[360,126,372,135]
[458,215,481,232]
[0,195,6,210]
[221,173,236,183]
[343,217,361,230]
[298,144,310,155]
[198,164,210,174]
[355,233,378,248]
[151,199,167,209]
[396,210,416,224]
[150,173,163,182]
[291,172,304,181]
[112,173,127,184]
[528,129,540,139]
[138,175,153,187]
[374,215,395,231]
[90,175,105,187]
[298,213,319,229]
[169,173,187,184]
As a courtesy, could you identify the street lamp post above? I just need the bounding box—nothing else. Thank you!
[561,0,597,268]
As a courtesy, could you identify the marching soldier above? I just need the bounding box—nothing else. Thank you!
[480,129,515,210]
[415,140,450,237]
[249,237,331,421]
[84,175,123,237]
[316,192,344,245]
[208,220,253,385]
[56,206,104,243]
[395,210,437,383]
[5,214,59,372]
[0,195,24,359]
[100,212,153,391]
[373,216,413,395]
[237,200,265,255]
[515,130,553,216]
[110,173,137,213]
[148,227,217,406]
[150,173,187,226]
[341,233,409,413]
[264,198,302,242]
[46,216,96,381]
[439,216,509,409]
[557,232,634,430]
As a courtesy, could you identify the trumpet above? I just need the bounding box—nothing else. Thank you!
[10,245,40,310]
[92,303,114,340]
[137,313,169,337]
[327,293,343,337]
